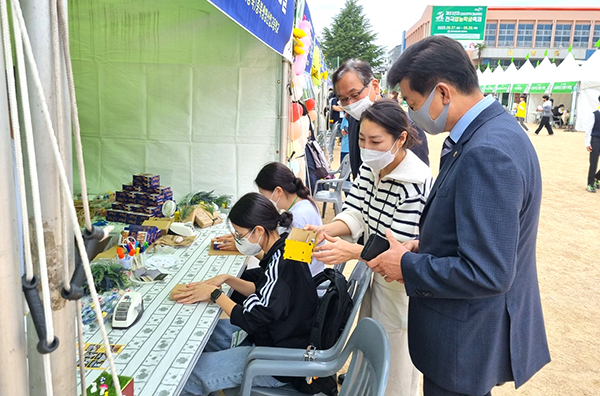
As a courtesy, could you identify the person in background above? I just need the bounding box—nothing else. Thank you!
[254,162,325,275]
[552,103,565,128]
[332,59,430,180]
[515,95,529,132]
[534,94,554,135]
[376,34,550,396]
[562,109,571,128]
[216,162,325,277]
[585,95,600,193]
[390,90,400,102]
[340,112,349,163]
[329,93,343,132]
[176,193,319,396]
[306,99,432,396]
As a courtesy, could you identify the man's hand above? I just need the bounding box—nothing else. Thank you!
[366,229,409,283]
[312,234,362,265]
[172,282,218,304]
[403,239,419,253]
[587,145,593,153]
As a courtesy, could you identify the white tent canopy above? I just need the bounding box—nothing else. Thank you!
[479,51,600,129]
[576,50,600,131]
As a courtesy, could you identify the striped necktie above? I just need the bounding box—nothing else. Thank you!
[441,136,455,159]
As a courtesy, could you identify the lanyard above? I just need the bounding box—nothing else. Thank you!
[287,195,299,211]
[365,174,394,238]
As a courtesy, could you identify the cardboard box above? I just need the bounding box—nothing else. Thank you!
[122,182,141,192]
[142,217,173,237]
[193,207,222,228]
[106,209,129,223]
[140,185,172,195]
[283,228,318,264]
[132,173,160,188]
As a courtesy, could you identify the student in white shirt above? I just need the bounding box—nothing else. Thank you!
[216,162,325,276]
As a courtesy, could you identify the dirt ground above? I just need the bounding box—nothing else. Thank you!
[324,121,600,395]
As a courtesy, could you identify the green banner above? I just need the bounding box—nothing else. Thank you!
[483,85,495,94]
[479,85,484,91]
[552,81,577,93]
[511,83,529,93]
[496,84,510,93]
[431,6,487,48]
[529,83,550,94]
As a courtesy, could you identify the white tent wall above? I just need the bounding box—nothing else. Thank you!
[68,0,285,200]
[575,50,600,131]
[576,82,600,131]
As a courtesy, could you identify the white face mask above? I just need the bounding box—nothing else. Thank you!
[268,190,281,210]
[408,84,449,135]
[234,228,263,256]
[342,84,374,121]
[360,140,399,172]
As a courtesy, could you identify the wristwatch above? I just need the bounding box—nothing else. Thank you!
[210,288,223,303]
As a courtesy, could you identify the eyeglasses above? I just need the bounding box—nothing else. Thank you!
[337,83,369,105]
[231,227,255,244]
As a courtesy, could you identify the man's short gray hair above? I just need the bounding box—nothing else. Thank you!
[331,59,374,94]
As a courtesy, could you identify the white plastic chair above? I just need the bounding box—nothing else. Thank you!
[313,155,351,218]
[222,262,373,396]
[237,317,390,396]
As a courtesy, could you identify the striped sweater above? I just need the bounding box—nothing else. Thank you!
[334,149,433,244]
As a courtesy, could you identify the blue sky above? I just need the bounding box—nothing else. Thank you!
[307,1,600,51]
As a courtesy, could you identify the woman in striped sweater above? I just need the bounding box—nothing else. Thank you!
[307,99,433,396]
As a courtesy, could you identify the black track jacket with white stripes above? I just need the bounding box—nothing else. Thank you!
[230,236,318,348]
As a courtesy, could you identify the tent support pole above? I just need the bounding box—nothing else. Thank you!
[279,60,290,163]
[21,0,76,394]
[0,26,29,396]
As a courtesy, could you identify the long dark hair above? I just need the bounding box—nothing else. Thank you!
[228,193,293,236]
[255,162,317,208]
[360,99,420,149]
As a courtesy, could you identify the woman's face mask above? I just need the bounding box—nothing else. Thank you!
[360,139,400,172]
[268,189,281,210]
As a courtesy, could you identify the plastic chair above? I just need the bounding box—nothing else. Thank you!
[223,262,373,396]
[325,122,340,164]
[313,155,351,218]
[237,317,390,396]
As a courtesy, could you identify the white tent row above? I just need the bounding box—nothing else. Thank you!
[478,50,600,130]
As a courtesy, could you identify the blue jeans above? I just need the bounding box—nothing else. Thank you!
[181,319,286,396]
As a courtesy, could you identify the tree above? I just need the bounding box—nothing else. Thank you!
[320,0,385,71]
[474,42,486,59]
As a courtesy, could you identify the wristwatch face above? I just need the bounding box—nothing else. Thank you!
[210,288,222,303]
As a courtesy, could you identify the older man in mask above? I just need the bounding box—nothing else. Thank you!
[332,59,429,179]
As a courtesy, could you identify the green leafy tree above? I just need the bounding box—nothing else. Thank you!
[321,0,385,70]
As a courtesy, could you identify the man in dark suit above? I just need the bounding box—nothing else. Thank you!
[367,36,550,395]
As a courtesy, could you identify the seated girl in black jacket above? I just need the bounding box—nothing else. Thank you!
[173,193,318,396]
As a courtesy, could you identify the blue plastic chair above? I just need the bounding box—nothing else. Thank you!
[237,317,390,396]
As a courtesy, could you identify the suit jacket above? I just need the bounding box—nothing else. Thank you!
[401,100,551,394]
